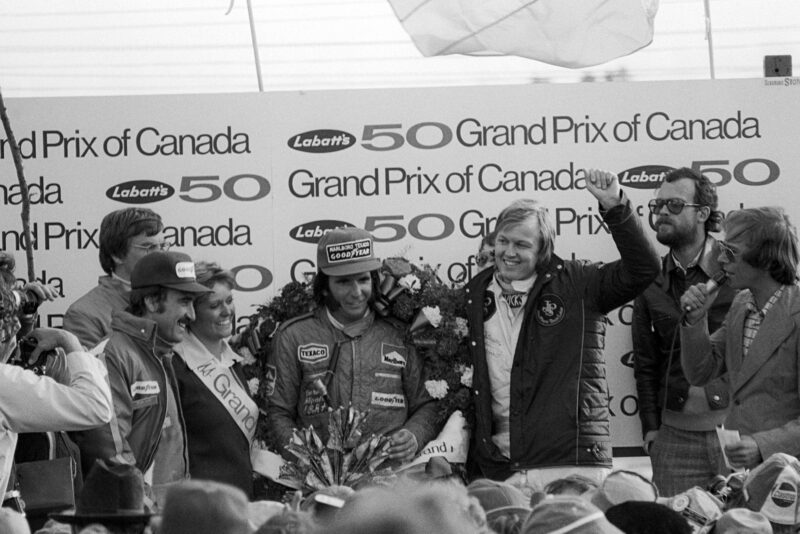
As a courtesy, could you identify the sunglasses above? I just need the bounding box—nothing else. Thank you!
[648,198,705,215]
[718,241,741,262]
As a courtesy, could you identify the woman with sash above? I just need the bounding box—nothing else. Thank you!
[173,262,257,498]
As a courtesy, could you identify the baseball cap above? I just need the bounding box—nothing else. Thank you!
[521,495,623,534]
[316,227,381,276]
[744,452,800,526]
[587,469,659,511]
[130,251,212,293]
[714,508,773,534]
[467,478,531,520]
[664,487,723,533]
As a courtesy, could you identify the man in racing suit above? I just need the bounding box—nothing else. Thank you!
[267,227,439,463]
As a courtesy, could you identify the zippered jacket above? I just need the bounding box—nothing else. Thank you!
[72,310,188,482]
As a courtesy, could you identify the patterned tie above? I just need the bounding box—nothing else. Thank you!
[502,291,526,309]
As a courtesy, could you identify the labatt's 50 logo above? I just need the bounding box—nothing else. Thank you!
[618,165,675,190]
[107,180,174,203]
[288,129,354,153]
[289,220,354,243]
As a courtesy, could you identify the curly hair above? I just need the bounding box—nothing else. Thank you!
[663,167,723,233]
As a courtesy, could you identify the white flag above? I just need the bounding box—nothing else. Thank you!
[388,0,659,68]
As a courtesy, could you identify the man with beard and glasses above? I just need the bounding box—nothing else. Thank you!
[633,167,736,496]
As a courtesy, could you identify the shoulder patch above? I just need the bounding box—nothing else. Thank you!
[297,343,329,364]
[534,294,566,326]
[264,364,277,396]
[483,292,497,320]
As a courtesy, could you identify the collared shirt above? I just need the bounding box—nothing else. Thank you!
[484,274,536,456]
[742,286,784,356]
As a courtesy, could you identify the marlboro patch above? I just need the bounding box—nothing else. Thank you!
[381,344,406,367]
[535,294,566,326]
[326,238,372,263]
[298,343,328,364]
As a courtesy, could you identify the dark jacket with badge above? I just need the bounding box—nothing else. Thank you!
[71,310,189,483]
[266,307,439,456]
[465,197,659,480]
[633,236,735,438]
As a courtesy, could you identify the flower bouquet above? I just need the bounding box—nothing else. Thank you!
[377,258,473,426]
[279,406,393,491]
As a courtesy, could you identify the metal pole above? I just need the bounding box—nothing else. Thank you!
[703,0,715,79]
[246,0,264,92]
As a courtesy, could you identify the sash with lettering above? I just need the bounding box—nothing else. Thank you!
[176,333,257,444]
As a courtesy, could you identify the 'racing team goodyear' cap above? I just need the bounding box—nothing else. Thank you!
[317,227,381,276]
[131,251,212,294]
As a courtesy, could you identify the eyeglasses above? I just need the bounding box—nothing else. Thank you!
[718,241,741,262]
[648,198,704,215]
[131,241,171,253]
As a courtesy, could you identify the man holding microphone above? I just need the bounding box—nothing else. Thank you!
[680,206,800,469]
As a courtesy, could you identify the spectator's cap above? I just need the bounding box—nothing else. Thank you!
[159,480,250,534]
[316,227,381,276]
[50,460,151,525]
[521,495,623,533]
[714,508,773,534]
[130,251,212,293]
[467,478,531,520]
[587,470,659,511]
[664,487,723,533]
[743,452,800,526]
[0,508,30,534]
[605,501,692,534]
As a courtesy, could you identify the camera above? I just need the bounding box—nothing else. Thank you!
[11,288,42,316]
[8,337,54,376]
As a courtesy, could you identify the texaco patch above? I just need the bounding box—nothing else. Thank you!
[534,294,566,326]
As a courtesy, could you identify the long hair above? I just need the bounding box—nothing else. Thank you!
[725,206,800,285]
[312,270,381,310]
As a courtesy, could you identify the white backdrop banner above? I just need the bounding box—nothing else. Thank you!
[1,78,798,451]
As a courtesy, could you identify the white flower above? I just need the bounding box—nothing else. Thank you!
[247,377,260,397]
[238,346,257,366]
[398,274,421,293]
[453,317,469,339]
[422,305,443,328]
[460,365,473,388]
[425,379,449,399]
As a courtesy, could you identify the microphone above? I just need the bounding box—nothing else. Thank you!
[684,271,728,313]
[705,271,728,293]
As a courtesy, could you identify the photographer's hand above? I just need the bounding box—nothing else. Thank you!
[26,328,82,365]
[21,281,59,303]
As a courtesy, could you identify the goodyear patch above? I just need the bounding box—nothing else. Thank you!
[298,343,328,364]
[264,364,277,397]
[534,294,566,326]
[371,392,406,408]
[381,343,406,367]
[326,238,372,264]
[130,381,159,397]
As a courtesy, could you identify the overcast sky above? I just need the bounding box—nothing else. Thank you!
[0,0,797,97]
